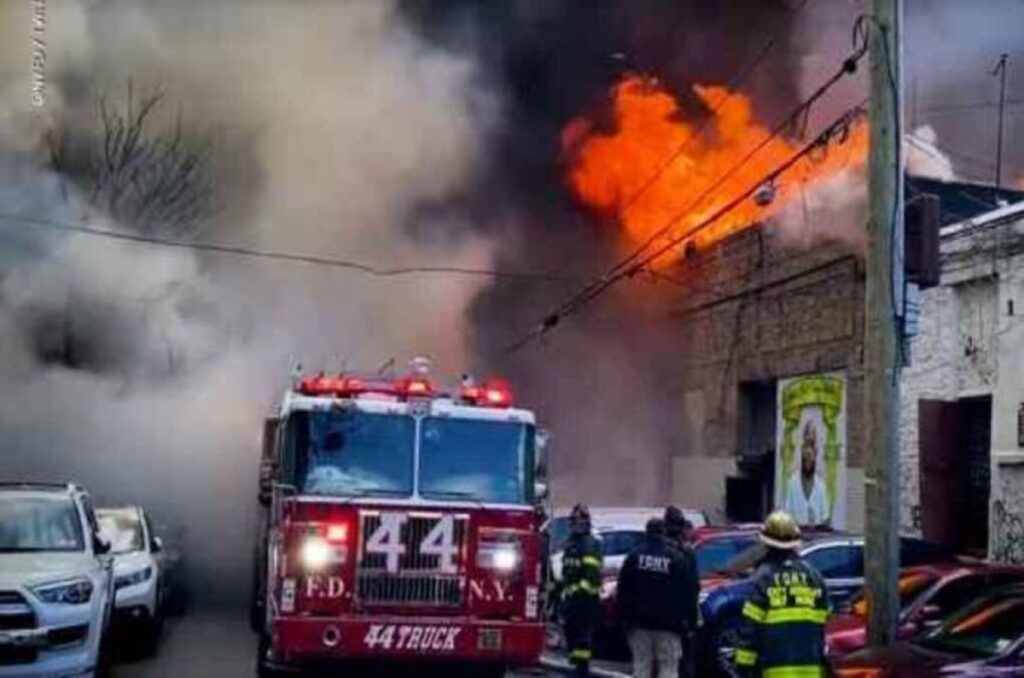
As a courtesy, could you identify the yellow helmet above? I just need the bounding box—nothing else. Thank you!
[760,510,802,550]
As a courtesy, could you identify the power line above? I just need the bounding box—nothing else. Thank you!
[920,98,1024,115]
[536,21,871,343]
[0,212,585,284]
[609,30,786,225]
[504,102,869,354]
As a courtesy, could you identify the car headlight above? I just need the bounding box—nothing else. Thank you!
[32,578,94,605]
[115,567,154,590]
[476,542,522,573]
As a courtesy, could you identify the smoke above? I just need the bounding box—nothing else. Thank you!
[0,0,498,603]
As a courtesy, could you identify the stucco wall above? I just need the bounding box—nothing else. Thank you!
[900,214,1024,558]
[991,248,1024,562]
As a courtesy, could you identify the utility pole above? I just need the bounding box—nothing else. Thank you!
[993,53,1009,191]
[864,0,903,648]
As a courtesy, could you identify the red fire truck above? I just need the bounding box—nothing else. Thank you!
[251,362,549,676]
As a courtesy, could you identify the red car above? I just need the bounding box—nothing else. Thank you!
[833,583,1024,677]
[827,563,1024,658]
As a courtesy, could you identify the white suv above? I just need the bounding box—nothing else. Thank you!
[0,483,114,677]
[97,506,164,653]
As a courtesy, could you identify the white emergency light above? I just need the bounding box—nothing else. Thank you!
[301,537,331,571]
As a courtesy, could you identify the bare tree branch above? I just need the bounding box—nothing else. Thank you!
[51,82,215,236]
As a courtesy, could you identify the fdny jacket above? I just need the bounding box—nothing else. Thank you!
[734,555,830,678]
[616,535,698,634]
[561,534,603,601]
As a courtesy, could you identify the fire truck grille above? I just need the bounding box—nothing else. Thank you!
[357,513,467,607]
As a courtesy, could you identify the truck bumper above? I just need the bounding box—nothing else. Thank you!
[269,615,544,667]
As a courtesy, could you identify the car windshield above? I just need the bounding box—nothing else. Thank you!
[97,508,144,554]
[695,536,759,576]
[289,410,415,497]
[850,572,939,617]
[0,495,84,552]
[717,542,769,574]
[419,418,531,504]
[917,592,1024,658]
[598,530,644,557]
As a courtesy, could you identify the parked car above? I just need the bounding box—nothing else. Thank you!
[0,482,114,676]
[97,506,167,652]
[832,583,1024,677]
[698,534,958,675]
[692,526,760,577]
[827,563,1024,657]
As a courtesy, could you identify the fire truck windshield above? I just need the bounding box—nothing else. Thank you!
[419,418,531,504]
[288,410,415,497]
[284,409,534,503]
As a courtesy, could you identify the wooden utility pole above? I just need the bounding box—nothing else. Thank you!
[993,53,1009,190]
[864,0,903,647]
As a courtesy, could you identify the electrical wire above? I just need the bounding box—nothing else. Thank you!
[596,0,809,226]
[0,212,586,284]
[504,102,869,354]
[510,23,873,355]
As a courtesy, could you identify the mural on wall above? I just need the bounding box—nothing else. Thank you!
[993,499,1024,565]
[775,372,847,529]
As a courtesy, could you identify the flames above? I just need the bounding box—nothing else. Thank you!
[561,75,868,255]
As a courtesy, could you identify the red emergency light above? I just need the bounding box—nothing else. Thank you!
[296,375,374,397]
[325,523,349,543]
[460,379,514,408]
[395,376,434,398]
[297,370,513,407]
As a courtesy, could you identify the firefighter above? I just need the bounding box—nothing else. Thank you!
[733,510,830,678]
[664,506,700,678]
[561,503,602,677]
[617,518,697,678]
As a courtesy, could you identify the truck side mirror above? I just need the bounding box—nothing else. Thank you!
[535,429,550,475]
[259,417,282,506]
[534,481,550,502]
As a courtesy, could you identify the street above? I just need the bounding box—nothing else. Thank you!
[3,2,1024,677]
[112,608,562,678]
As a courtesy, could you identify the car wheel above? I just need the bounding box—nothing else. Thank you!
[140,611,164,657]
[256,632,288,678]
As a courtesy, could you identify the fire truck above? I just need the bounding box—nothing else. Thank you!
[251,361,549,676]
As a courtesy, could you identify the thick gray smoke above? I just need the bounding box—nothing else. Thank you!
[0,1,499,603]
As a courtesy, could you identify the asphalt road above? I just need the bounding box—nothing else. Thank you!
[111,608,558,678]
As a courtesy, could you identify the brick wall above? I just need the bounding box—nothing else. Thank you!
[666,226,865,518]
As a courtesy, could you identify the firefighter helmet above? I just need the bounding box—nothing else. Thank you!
[760,510,802,550]
[569,503,591,534]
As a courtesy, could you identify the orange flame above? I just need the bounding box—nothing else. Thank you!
[562,75,868,254]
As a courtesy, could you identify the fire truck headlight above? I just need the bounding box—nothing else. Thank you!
[477,543,521,573]
[301,537,331,571]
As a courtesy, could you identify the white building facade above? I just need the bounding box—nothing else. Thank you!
[900,201,1024,562]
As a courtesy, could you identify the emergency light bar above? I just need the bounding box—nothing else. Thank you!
[295,372,514,408]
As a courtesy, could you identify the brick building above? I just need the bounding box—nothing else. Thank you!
[670,177,1024,536]
[666,225,867,529]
